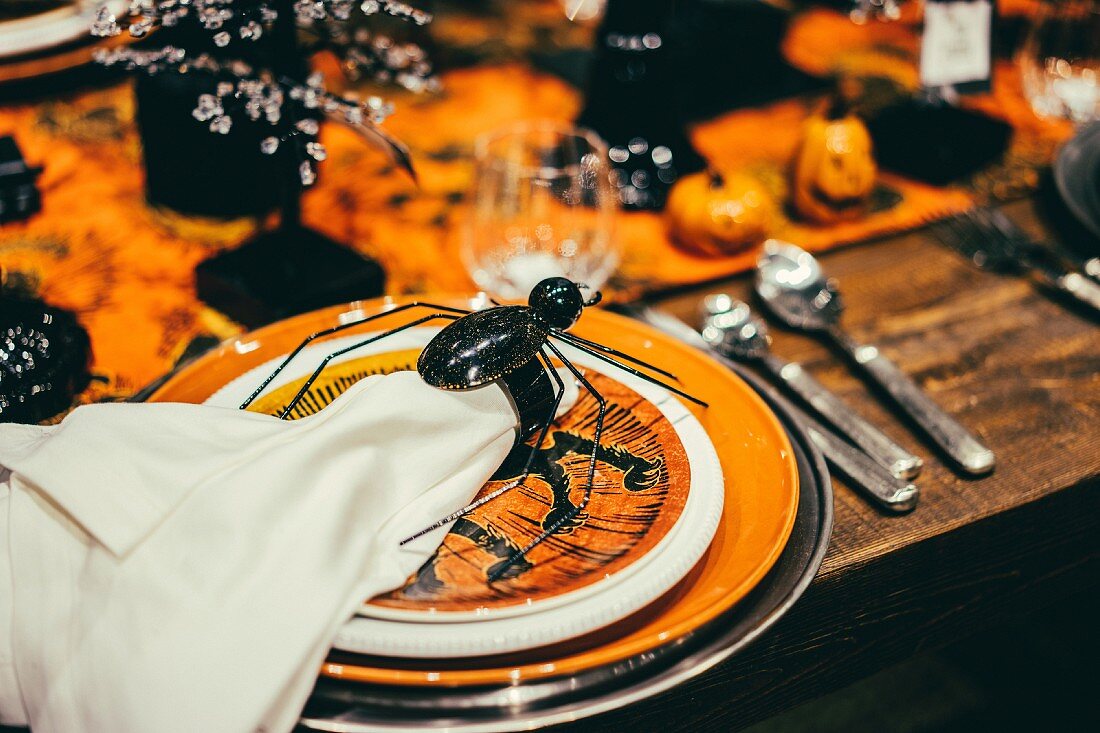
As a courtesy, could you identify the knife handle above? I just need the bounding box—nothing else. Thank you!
[1053,272,1100,313]
[762,355,923,479]
[628,305,921,512]
[835,336,995,476]
[787,400,919,512]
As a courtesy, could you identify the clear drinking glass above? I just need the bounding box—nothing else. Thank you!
[462,122,619,299]
[1019,0,1100,124]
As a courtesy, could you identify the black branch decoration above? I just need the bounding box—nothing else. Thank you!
[91,0,438,187]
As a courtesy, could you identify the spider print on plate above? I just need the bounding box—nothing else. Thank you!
[249,355,691,614]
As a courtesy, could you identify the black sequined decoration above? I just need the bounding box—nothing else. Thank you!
[0,296,92,423]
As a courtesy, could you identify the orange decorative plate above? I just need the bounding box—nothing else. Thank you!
[198,326,726,657]
[149,297,799,683]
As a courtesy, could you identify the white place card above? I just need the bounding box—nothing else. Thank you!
[919,0,994,91]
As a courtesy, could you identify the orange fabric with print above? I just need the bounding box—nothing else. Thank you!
[0,7,1072,402]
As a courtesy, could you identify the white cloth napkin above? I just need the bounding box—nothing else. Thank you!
[0,371,523,733]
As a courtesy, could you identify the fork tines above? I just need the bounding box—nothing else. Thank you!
[931,207,1019,272]
[935,207,1100,283]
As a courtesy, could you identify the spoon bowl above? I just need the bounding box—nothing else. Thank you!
[699,297,770,362]
[752,240,994,476]
[755,240,842,331]
[697,292,924,482]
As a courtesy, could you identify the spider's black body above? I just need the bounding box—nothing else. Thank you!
[241,276,705,581]
[417,306,548,389]
[416,278,588,389]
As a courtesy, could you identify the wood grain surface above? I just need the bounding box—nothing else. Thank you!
[550,198,1100,731]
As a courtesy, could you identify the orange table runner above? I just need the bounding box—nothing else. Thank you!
[0,5,1073,401]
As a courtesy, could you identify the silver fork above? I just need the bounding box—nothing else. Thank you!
[933,208,1100,313]
[980,207,1100,283]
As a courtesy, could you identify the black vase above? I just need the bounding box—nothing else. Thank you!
[135,72,283,218]
[577,0,704,211]
[182,0,385,327]
[130,14,291,219]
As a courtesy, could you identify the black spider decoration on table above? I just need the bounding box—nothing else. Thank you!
[241,276,707,580]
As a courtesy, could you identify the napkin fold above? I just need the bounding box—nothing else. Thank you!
[0,371,523,732]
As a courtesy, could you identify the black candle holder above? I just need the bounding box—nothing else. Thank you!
[92,1,435,326]
[0,136,42,225]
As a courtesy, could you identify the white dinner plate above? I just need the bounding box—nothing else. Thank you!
[0,1,126,59]
[207,328,724,658]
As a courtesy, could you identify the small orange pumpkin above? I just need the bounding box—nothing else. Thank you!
[792,96,876,224]
[666,170,775,257]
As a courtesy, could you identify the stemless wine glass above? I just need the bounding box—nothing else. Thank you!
[1019,0,1100,124]
[462,122,619,299]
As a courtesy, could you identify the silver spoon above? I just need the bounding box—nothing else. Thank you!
[699,294,922,480]
[754,240,995,476]
[629,304,918,512]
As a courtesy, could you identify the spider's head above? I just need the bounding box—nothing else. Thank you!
[529,277,601,330]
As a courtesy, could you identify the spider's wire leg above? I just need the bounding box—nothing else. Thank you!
[277,314,460,419]
[549,335,708,408]
[399,350,566,546]
[574,283,604,306]
[240,302,471,409]
[555,330,679,381]
[488,340,606,583]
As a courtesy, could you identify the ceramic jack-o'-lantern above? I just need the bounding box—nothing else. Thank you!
[666,170,775,257]
[792,91,877,224]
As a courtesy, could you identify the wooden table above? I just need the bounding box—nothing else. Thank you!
[554,198,1100,731]
[0,191,1094,733]
[2,5,1094,731]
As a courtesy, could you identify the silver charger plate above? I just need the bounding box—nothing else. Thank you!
[299,363,834,732]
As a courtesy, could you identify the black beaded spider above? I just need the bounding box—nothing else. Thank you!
[240,277,706,580]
